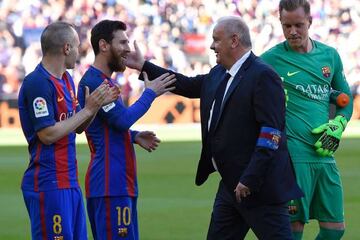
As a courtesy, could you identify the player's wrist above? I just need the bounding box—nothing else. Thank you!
[138,59,145,71]
[81,107,95,119]
[334,115,347,130]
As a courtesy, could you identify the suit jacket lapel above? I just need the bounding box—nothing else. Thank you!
[212,53,256,131]
[210,74,242,132]
[202,69,226,139]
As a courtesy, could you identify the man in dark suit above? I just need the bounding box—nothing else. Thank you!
[126,16,303,239]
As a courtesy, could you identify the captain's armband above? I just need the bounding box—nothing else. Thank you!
[256,127,281,150]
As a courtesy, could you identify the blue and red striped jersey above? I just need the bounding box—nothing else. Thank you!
[18,63,81,192]
[77,66,156,198]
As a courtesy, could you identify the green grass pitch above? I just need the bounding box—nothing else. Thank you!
[0,139,359,239]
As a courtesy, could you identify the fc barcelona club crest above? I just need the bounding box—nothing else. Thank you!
[321,66,331,78]
[118,227,128,237]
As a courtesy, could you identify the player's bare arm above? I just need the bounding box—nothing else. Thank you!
[37,83,110,145]
[76,80,121,133]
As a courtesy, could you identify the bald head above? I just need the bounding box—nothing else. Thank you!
[40,21,77,56]
[216,16,252,48]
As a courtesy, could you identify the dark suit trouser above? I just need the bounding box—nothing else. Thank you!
[207,181,293,240]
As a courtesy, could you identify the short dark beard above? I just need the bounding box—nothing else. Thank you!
[108,47,126,72]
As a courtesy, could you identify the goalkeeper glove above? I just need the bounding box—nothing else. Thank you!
[311,115,347,157]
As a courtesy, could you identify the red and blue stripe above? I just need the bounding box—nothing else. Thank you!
[257,126,281,150]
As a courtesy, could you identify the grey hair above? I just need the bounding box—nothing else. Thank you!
[40,21,76,56]
[217,16,252,48]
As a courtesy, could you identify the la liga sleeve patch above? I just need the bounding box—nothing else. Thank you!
[256,126,281,150]
[102,102,116,112]
[33,97,49,118]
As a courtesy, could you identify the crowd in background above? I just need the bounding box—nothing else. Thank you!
[1,0,360,118]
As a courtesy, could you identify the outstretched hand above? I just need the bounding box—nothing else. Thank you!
[135,131,160,152]
[83,80,121,115]
[95,80,121,106]
[125,41,145,71]
[102,81,121,106]
[143,72,176,96]
[83,83,109,114]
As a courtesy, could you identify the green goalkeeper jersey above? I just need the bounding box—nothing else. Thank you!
[261,40,353,163]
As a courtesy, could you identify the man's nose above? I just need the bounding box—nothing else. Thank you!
[125,44,131,52]
[289,26,297,35]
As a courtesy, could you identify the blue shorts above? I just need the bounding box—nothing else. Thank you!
[87,196,138,240]
[22,188,87,240]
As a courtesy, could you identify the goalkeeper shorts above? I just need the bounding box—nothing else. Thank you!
[289,162,344,223]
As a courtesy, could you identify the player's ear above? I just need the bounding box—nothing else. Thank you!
[308,16,312,27]
[63,43,71,56]
[231,34,240,49]
[99,39,109,53]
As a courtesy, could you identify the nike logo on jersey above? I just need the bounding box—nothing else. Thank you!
[287,71,300,77]
[57,96,64,102]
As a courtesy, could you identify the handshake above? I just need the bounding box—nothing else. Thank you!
[311,115,348,157]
